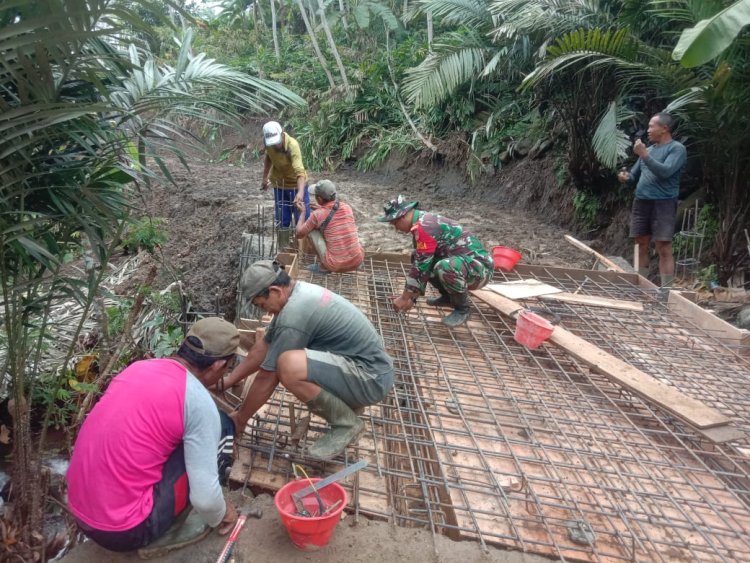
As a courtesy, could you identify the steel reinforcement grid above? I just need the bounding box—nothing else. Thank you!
[233,254,750,562]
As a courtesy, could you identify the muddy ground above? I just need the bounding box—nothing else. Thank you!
[61,149,597,562]
[118,151,595,317]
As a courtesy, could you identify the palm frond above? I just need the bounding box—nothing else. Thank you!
[490,0,615,41]
[591,101,633,169]
[521,27,642,91]
[402,32,489,108]
[417,0,492,28]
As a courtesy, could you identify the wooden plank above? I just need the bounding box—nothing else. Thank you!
[668,290,750,357]
[487,280,562,300]
[365,251,411,263]
[564,235,627,273]
[512,264,640,285]
[472,289,731,430]
[540,292,644,312]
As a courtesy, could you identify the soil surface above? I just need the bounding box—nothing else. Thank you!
[120,152,591,318]
[60,149,592,562]
[61,492,550,563]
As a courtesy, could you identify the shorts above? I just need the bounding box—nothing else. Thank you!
[629,198,678,241]
[306,349,394,409]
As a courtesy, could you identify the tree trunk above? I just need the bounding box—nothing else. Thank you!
[427,13,433,51]
[256,0,266,29]
[338,0,348,29]
[270,0,281,60]
[316,0,350,90]
[295,0,337,89]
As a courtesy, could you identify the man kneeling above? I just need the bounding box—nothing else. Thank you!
[66,318,240,554]
[295,179,364,274]
[224,260,394,459]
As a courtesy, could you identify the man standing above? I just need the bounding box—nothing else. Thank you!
[379,195,493,328]
[67,318,240,554]
[295,179,365,274]
[261,121,310,247]
[223,260,393,460]
[618,112,687,287]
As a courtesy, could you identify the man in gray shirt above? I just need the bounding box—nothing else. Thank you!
[224,260,394,460]
[618,112,687,287]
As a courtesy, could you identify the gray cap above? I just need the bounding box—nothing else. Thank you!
[310,179,336,201]
[241,260,283,301]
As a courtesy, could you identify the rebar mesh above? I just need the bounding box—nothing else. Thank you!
[232,254,750,562]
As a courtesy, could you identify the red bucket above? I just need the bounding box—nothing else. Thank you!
[492,246,522,271]
[275,478,347,551]
[514,310,554,349]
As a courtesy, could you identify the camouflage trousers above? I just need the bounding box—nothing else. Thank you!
[432,255,493,295]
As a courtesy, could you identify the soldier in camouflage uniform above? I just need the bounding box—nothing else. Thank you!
[378,195,493,327]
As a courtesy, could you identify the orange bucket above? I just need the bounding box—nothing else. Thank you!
[275,478,347,551]
[514,310,554,349]
[492,246,522,271]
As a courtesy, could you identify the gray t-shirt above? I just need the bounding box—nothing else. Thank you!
[262,281,393,376]
[629,140,687,200]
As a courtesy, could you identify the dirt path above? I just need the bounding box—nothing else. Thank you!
[126,157,589,316]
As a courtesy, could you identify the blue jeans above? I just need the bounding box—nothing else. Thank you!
[274,186,311,228]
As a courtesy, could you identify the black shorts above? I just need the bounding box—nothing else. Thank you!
[629,198,678,241]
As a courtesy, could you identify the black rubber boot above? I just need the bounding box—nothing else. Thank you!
[442,292,471,328]
[426,279,451,307]
[306,390,365,460]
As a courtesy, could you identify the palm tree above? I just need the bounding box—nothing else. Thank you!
[295,0,338,88]
[316,0,352,89]
[0,1,304,555]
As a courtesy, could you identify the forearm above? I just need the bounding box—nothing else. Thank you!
[296,176,306,198]
[225,338,267,388]
[642,153,684,179]
[262,157,271,183]
[236,370,279,423]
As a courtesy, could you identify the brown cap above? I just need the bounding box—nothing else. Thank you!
[184,317,241,358]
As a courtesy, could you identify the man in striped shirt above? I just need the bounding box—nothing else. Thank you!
[296,180,364,273]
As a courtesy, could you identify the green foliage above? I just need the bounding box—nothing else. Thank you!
[572,191,600,230]
[698,264,718,286]
[673,0,750,67]
[673,204,720,257]
[107,301,134,339]
[123,218,169,254]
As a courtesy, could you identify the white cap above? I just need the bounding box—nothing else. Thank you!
[263,121,283,147]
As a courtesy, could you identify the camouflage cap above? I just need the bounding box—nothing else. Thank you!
[378,195,418,222]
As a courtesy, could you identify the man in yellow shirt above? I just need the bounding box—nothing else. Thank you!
[261,121,310,248]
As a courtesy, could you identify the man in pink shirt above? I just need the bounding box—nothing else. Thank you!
[66,318,240,554]
[296,180,364,274]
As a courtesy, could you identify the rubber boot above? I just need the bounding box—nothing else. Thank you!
[306,390,365,460]
[442,292,471,328]
[426,279,451,307]
[137,509,210,559]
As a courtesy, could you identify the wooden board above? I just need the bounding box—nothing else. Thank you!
[487,279,562,300]
[512,264,640,285]
[668,290,750,357]
[540,292,644,312]
[564,235,627,272]
[472,289,732,431]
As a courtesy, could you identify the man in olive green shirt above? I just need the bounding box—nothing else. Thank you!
[261,121,310,237]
